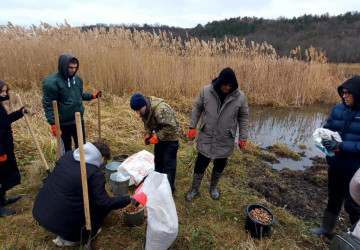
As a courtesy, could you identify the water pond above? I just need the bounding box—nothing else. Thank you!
[248,104,333,170]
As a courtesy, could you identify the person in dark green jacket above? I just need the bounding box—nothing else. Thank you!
[130,93,180,194]
[42,53,102,152]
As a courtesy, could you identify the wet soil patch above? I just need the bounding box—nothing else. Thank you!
[248,156,349,237]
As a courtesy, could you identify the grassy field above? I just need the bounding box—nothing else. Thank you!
[0,88,329,249]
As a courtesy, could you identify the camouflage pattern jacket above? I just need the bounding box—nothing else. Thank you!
[141,96,179,141]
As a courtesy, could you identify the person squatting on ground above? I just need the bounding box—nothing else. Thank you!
[130,93,180,194]
[32,141,135,246]
[0,80,28,217]
[309,76,360,236]
[42,53,102,152]
[186,67,249,201]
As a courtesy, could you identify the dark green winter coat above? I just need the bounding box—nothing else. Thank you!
[141,96,180,141]
[42,54,93,125]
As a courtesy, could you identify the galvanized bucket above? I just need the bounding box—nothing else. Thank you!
[110,171,130,196]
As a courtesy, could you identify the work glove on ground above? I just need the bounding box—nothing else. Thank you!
[51,125,62,136]
[93,90,102,99]
[145,135,159,145]
[188,128,196,141]
[130,197,140,207]
[322,136,341,151]
[0,154,7,162]
[18,106,28,114]
[238,140,247,149]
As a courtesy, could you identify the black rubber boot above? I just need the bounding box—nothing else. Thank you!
[309,210,337,236]
[0,205,16,217]
[2,195,22,206]
[186,173,204,202]
[210,170,222,200]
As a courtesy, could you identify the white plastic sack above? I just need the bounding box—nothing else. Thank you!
[143,171,178,250]
[350,168,360,238]
[312,128,342,156]
[117,150,154,186]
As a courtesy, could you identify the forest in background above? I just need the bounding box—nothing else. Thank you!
[83,11,360,63]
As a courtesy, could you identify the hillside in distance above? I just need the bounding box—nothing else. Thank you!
[84,11,360,63]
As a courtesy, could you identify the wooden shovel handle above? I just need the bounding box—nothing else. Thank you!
[98,96,101,141]
[52,101,63,158]
[75,112,91,231]
[16,94,50,172]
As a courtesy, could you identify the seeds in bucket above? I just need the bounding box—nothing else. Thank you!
[125,203,144,213]
[249,208,272,224]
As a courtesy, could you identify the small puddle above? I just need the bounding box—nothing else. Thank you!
[248,104,333,170]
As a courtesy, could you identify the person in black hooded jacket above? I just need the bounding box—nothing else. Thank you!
[42,53,102,152]
[0,80,27,217]
[309,76,360,236]
[33,141,133,246]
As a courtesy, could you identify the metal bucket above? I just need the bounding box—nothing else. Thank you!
[110,171,130,196]
[245,204,275,238]
[124,206,145,227]
[105,162,121,182]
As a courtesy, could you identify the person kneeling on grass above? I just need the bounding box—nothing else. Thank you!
[32,141,137,247]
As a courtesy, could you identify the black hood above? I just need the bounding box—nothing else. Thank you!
[58,53,79,80]
[212,67,239,93]
[337,76,360,109]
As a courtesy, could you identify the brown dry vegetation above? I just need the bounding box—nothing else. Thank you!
[0,23,358,249]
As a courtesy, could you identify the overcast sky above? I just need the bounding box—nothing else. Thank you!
[0,0,359,28]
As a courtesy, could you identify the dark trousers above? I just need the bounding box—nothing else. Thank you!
[327,166,360,224]
[154,141,179,193]
[0,151,20,192]
[194,152,228,174]
[60,121,85,152]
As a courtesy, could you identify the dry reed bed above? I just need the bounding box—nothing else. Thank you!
[0,22,350,107]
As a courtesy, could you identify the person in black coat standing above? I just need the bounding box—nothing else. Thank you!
[32,141,133,247]
[0,80,27,217]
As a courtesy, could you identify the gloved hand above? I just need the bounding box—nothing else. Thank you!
[51,125,62,136]
[188,128,196,141]
[238,140,247,149]
[322,136,341,151]
[18,106,28,114]
[0,154,7,162]
[145,135,159,145]
[93,90,102,99]
[130,197,140,207]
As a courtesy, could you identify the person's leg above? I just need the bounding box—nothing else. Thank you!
[154,142,165,173]
[60,124,74,152]
[73,121,86,150]
[163,141,179,193]
[186,152,211,201]
[210,158,227,200]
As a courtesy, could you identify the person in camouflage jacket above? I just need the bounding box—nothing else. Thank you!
[130,93,180,193]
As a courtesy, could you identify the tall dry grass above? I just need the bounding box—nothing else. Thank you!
[0,22,353,107]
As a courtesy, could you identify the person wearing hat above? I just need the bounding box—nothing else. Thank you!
[186,67,249,201]
[130,93,180,194]
[309,76,360,236]
[42,53,102,152]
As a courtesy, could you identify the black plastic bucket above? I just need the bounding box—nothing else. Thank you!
[245,204,275,238]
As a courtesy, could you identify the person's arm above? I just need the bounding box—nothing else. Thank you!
[237,93,249,141]
[189,88,205,129]
[88,170,131,211]
[42,80,58,125]
[7,110,24,124]
[78,77,94,101]
[154,104,178,140]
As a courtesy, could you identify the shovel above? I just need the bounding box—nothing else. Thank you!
[16,94,51,180]
[97,95,101,141]
[75,112,92,249]
[52,101,63,158]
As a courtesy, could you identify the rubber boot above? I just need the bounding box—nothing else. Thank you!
[186,173,204,202]
[309,210,337,236]
[0,204,16,217]
[210,170,222,200]
[2,195,22,206]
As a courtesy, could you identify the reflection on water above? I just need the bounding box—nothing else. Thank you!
[248,104,333,170]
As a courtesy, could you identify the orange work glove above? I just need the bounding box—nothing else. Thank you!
[18,106,28,114]
[51,125,62,136]
[145,135,159,145]
[188,128,196,141]
[238,140,247,149]
[0,154,7,162]
[93,90,102,99]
